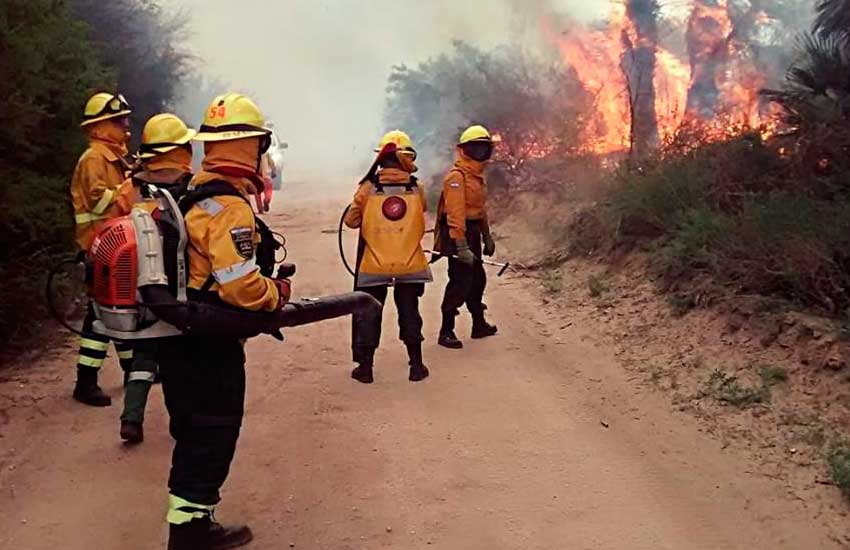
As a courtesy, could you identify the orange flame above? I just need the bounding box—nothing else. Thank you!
[544,2,774,155]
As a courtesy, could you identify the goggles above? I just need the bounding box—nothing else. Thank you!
[396,147,417,161]
[84,94,131,122]
[460,140,493,162]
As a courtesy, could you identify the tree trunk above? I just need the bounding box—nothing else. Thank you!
[623,0,660,157]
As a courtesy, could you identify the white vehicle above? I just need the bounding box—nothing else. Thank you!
[265,122,288,190]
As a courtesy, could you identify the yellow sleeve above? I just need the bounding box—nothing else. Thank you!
[110,179,137,217]
[208,202,280,311]
[343,182,371,229]
[443,171,466,240]
[78,154,118,215]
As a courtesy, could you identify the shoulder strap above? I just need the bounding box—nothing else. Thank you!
[179,180,249,215]
[179,180,283,287]
[180,180,255,293]
[369,174,385,193]
[374,174,417,193]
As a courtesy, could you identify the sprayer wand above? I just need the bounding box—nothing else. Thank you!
[424,249,512,277]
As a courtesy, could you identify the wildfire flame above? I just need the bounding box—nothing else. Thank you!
[545,1,775,155]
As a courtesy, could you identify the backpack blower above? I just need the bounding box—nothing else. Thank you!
[50,185,380,340]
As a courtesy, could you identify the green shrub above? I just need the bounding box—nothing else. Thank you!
[0,1,113,351]
[703,369,770,408]
[588,275,609,297]
[828,444,850,499]
[570,129,850,317]
[758,365,789,386]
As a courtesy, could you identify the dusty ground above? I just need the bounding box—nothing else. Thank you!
[0,182,847,549]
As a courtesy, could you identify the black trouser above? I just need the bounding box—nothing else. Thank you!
[440,221,487,332]
[159,335,246,518]
[351,283,425,364]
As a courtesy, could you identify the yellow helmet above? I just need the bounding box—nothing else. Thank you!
[194,93,271,142]
[375,130,415,152]
[80,92,132,127]
[139,113,196,159]
[458,124,492,145]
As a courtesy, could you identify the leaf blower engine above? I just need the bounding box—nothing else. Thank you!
[87,187,379,341]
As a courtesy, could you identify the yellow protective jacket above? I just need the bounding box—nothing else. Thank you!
[434,154,489,253]
[184,170,280,311]
[70,139,130,250]
[113,148,194,216]
[345,167,431,287]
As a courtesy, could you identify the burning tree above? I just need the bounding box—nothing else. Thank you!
[622,0,661,156]
[686,0,729,118]
[549,0,809,156]
[384,1,813,193]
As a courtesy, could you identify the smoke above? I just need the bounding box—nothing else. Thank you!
[164,0,609,184]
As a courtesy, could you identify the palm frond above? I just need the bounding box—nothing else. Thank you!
[815,0,850,42]
[762,32,850,127]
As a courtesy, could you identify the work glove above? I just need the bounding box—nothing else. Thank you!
[274,278,292,309]
[454,238,476,266]
[483,233,496,257]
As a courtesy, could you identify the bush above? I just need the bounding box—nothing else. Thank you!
[0,0,189,353]
[0,1,113,351]
[384,41,593,182]
[570,129,850,317]
[828,443,850,499]
[70,0,191,146]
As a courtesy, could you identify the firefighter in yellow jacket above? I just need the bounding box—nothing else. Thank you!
[344,130,431,384]
[157,93,291,550]
[69,92,134,407]
[435,125,498,349]
[111,113,196,444]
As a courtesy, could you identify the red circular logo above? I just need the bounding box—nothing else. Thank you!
[382,196,407,221]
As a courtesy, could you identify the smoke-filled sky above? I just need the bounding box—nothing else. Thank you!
[166,0,613,182]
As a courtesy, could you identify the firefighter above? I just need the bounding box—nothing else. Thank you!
[69,92,134,407]
[435,125,498,349]
[159,93,291,550]
[112,113,196,444]
[259,152,274,213]
[344,130,431,384]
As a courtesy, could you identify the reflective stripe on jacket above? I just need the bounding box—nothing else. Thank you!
[184,171,279,312]
[70,140,129,250]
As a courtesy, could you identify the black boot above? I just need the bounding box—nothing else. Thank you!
[471,312,498,339]
[168,519,210,550]
[438,332,463,349]
[438,311,463,349]
[351,364,374,384]
[350,348,373,385]
[120,420,144,444]
[209,521,253,550]
[73,367,111,407]
[406,342,429,382]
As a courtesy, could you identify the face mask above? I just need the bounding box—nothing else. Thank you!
[461,141,493,162]
[397,149,418,173]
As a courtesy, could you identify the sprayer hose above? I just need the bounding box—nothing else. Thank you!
[338,204,356,277]
[46,258,86,336]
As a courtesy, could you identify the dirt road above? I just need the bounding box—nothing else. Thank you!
[0,183,841,549]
